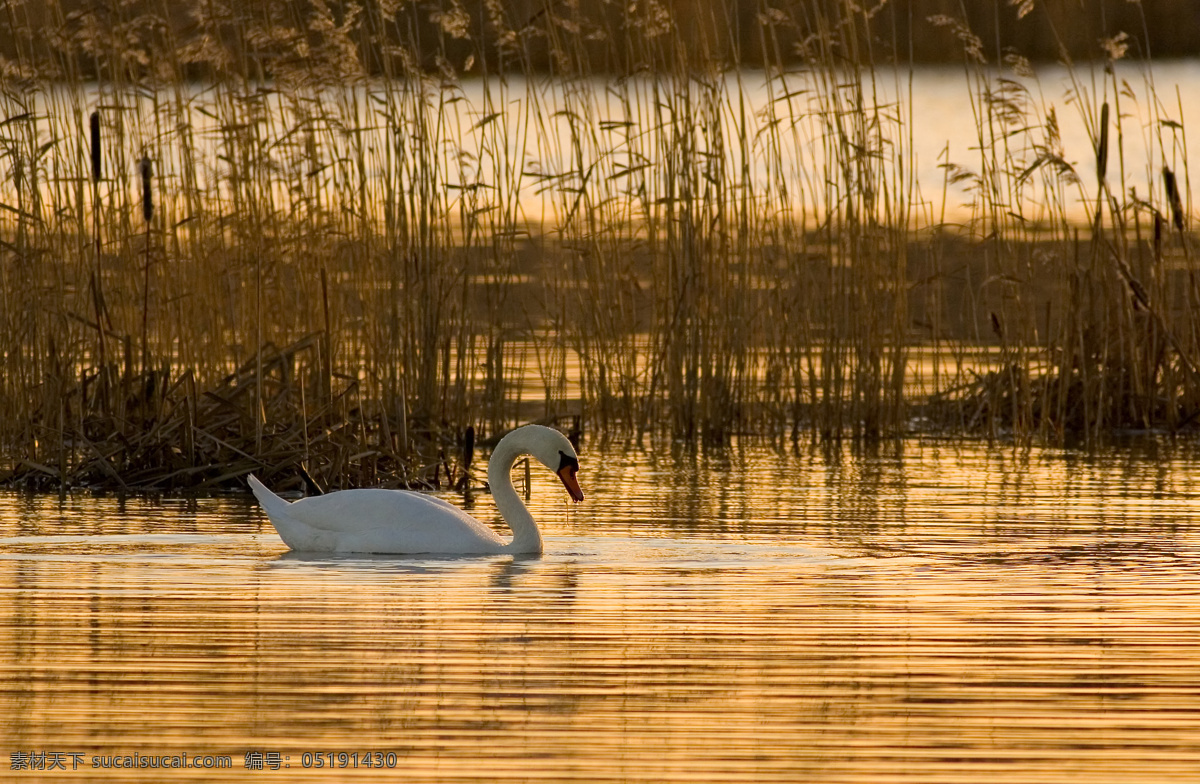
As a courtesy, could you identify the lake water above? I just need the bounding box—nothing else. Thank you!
[4,437,1200,781]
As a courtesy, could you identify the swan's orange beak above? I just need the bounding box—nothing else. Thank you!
[558,465,585,502]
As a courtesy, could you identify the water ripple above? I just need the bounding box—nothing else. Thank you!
[3,440,1200,781]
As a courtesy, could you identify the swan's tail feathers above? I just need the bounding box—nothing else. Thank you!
[248,474,293,523]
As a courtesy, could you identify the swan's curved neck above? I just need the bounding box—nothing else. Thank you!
[488,436,543,554]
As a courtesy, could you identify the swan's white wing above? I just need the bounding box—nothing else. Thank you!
[279,488,505,554]
[286,489,469,530]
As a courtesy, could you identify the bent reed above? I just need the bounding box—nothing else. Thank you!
[0,0,1195,492]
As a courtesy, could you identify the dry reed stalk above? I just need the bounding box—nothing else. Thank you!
[139,155,153,377]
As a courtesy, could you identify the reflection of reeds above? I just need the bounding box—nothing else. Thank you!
[0,1,1196,490]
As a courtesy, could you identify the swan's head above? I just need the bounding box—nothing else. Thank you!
[555,447,585,503]
[510,424,585,503]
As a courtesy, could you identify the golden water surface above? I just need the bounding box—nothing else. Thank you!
[3,438,1200,782]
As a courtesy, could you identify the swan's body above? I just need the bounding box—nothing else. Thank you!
[248,424,583,555]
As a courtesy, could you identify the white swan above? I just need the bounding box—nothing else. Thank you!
[247,424,583,555]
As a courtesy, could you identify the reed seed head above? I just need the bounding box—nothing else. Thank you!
[90,112,101,182]
[1163,166,1184,232]
[140,156,153,223]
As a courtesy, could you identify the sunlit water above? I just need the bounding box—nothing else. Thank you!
[4,438,1200,781]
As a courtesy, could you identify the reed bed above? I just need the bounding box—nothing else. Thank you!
[0,0,1195,491]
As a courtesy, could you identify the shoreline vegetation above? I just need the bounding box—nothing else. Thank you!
[1,0,1197,493]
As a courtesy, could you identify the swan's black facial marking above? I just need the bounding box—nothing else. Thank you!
[556,450,584,502]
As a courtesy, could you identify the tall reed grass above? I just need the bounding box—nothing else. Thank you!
[0,0,1194,490]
